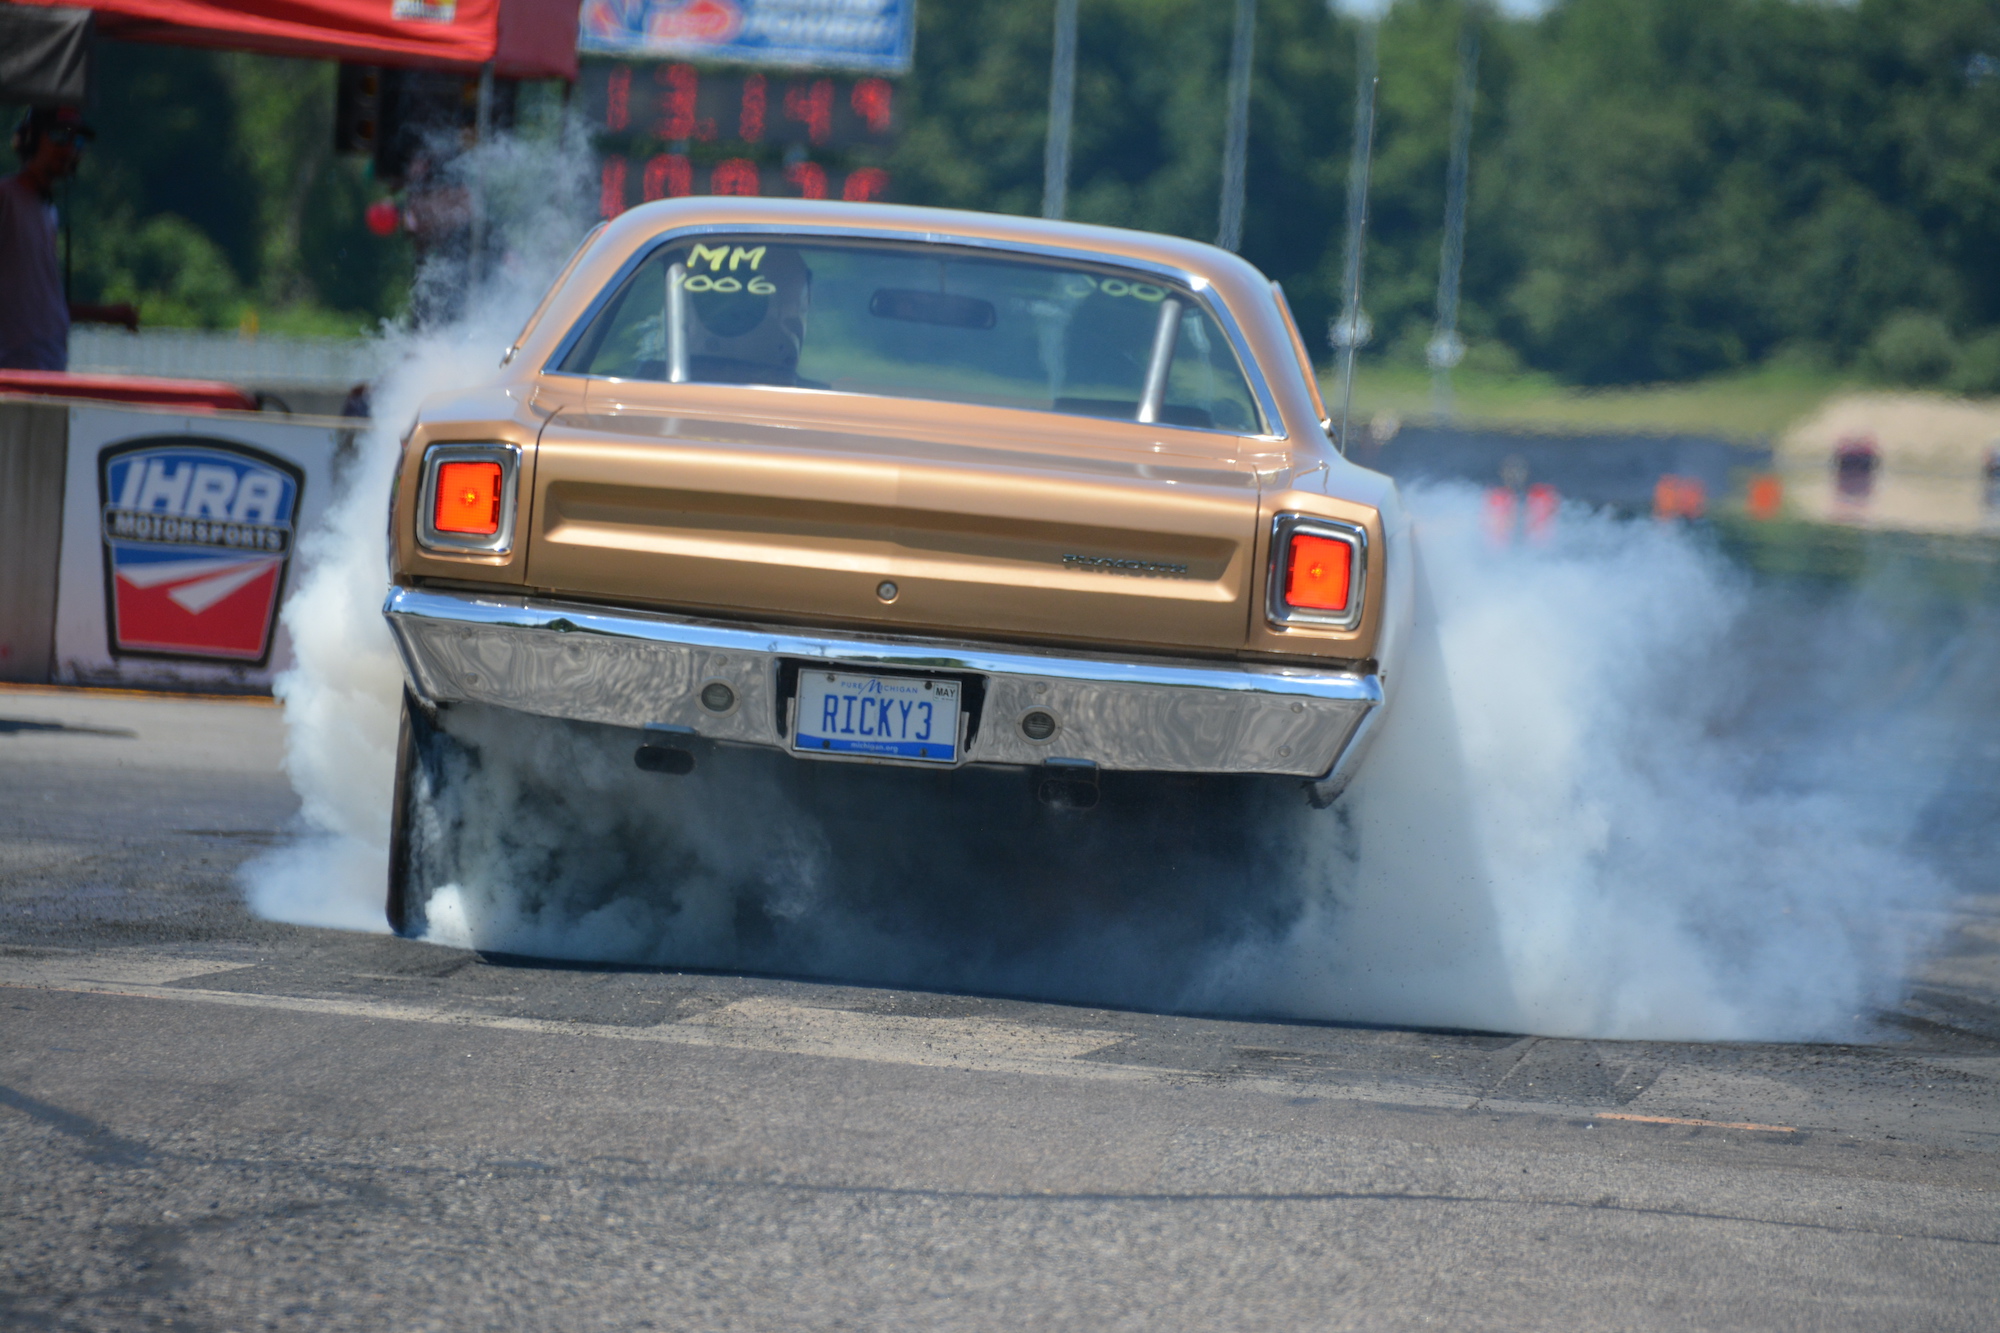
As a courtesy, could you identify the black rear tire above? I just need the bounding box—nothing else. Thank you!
[386,689,465,937]
[385,690,420,935]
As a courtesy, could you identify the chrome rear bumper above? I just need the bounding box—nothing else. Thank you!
[383,586,1380,780]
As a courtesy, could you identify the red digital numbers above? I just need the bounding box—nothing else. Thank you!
[842,168,889,202]
[606,65,630,132]
[851,79,892,134]
[782,79,834,145]
[655,64,711,141]
[642,153,691,201]
[784,161,828,200]
[711,158,760,196]
[739,74,766,142]
[599,154,893,217]
[599,158,627,218]
[586,63,895,148]
[585,61,895,218]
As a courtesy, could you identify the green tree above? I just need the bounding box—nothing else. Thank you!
[4,39,409,332]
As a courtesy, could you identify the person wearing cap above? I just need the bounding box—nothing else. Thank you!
[1,106,134,371]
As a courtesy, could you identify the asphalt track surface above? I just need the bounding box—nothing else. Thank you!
[2,685,1997,1331]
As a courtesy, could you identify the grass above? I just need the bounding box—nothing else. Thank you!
[1321,358,1864,441]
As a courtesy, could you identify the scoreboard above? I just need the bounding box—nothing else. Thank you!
[582,61,898,217]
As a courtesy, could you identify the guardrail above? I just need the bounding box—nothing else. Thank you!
[69,329,384,390]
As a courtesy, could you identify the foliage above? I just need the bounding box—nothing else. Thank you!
[1864,311,1958,386]
[3,40,409,332]
[1340,357,1860,439]
[893,0,2000,389]
[11,0,1996,385]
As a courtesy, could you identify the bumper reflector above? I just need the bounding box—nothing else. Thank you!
[1284,533,1352,612]
[434,461,503,535]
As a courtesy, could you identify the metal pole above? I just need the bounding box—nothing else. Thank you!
[1137,297,1184,423]
[1043,0,1080,220]
[1331,22,1378,455]
[469,63,495,279]
[1428,26,1479,419]
[1216,0,1256,251]
[666,263,688,383]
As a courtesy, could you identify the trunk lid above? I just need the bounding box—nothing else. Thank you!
[526,395,1266,653]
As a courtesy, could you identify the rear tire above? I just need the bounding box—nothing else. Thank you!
[386,689,464,937]
[385,690,420,935]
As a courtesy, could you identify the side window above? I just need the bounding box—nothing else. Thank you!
[1162,305,1261,433]
[562,253,669,380]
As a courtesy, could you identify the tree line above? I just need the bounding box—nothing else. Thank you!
[895,0,2000,391]
[17,0,1999,388]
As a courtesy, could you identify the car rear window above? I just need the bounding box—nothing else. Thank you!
[558,236,1266,434]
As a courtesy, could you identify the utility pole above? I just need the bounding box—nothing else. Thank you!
[469,63,496,281]
[1428,26,1479,419]
[1216,0,1256,251]
[1331,20,1378,454]
[1043,0,1080,220]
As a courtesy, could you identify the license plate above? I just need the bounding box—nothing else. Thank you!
[792,670,962,764]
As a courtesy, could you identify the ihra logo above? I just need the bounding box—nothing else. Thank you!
[97,438,305,665]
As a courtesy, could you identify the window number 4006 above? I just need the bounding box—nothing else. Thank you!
[682,275,776,294]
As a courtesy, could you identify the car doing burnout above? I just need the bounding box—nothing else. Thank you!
[381,198,1413,931]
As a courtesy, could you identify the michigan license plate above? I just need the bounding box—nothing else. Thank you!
[792,670,962,764]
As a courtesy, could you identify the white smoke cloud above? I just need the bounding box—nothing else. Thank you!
[243,131,1952,1043]
[239,125,598,933]
[1196,490,1952,1039]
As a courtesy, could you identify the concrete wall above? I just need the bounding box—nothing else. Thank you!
[69,329,381,418]
[0,400,68,683]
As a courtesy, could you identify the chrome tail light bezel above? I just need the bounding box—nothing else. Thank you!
[1267,513,1367,631]
[416,442,521,555]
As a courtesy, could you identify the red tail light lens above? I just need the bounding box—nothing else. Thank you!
[433,461,504,535]
[417,443,518,554]
[1284,532,1352,612]
[1267,514,1366,630]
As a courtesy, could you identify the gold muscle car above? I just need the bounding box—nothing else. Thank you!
[381,198,1412,932]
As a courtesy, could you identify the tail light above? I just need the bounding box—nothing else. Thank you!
[1267,514,1366,630]
[417,443,520,554]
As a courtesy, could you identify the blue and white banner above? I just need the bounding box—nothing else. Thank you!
[579,0,916,75]
[53,406,344,690]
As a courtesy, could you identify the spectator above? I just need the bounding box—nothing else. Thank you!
[1,106,135,371]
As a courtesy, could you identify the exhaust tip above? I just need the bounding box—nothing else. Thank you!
[635,744,695,775]
[1035,759,1099,810]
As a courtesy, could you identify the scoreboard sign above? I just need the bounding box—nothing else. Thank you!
[97,439,303,665]
[584,60,898,218]
[581,63,896,149]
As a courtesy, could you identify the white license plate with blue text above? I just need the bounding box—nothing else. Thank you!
[792,671,961,764]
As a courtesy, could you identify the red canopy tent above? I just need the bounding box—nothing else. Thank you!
[5,0,577,79]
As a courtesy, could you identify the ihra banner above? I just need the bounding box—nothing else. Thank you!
[52,405,343,690]
[97,439,304,665]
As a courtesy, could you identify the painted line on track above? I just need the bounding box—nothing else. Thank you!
[1597,1112,1799,1134]
[0,951,1481,1111]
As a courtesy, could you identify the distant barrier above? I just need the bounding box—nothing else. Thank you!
[1352,419,2000,537]
[1351,422,1771,517]
[69,329,383,392]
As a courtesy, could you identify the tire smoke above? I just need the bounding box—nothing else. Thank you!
[242,134,1960,1040]
[239,127,597,933]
